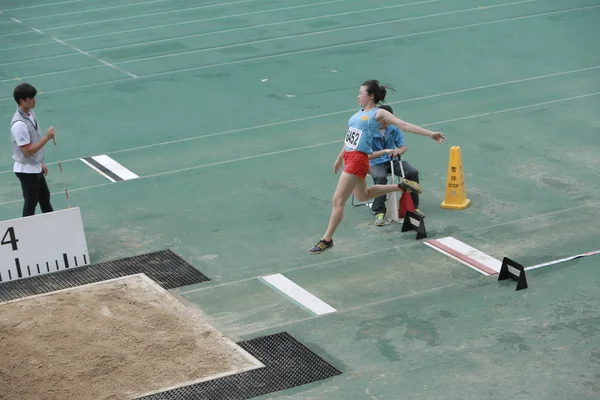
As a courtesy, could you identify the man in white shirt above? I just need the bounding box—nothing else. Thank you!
[10,83,56,217]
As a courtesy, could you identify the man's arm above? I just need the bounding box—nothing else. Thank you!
[12,123,55,157]
[392,145,407,159]
[392,128,407,158]
[368,149,394,159]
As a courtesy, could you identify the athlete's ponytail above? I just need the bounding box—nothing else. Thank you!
[362,80,395,104]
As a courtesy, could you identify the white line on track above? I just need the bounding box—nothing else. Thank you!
[135,3,600,79]
[0,91,598,204]
[0,0,435,61]
[114,0,539,65]
[2,2,594,88]
[0,0,536,68]
[236,282,461,336]
[1,0,332,35]
[179,197,600,297]
[2,15,138,78]
[1,64,594,172]
[0,0,170,24]
[1,0,84,12]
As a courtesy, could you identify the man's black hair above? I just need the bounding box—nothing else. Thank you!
[13,83,37,105]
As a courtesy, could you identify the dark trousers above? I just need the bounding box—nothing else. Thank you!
[15,172,53,217]
[370,160,420,214]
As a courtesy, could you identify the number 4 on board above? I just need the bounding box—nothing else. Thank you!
[1,227,19,251]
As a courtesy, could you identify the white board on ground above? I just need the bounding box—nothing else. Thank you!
[0,207,89,282]
[424,236,502,276]
[261,273,336,316]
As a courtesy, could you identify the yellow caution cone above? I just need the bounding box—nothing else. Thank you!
[441,146,471,210]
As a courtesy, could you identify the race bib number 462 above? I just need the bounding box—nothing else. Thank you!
[345,127,362,149]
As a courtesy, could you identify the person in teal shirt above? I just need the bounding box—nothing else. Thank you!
[369,104,424,226]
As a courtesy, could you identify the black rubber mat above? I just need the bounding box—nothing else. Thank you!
[137,332,342,400]
[0,250,209,302]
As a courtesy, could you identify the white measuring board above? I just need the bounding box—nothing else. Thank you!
[0,207,90,283]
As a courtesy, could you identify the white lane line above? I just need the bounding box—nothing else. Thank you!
[0,90,597,206]
[0,0,170,24]
[2,0,331,35]
[178,201,600,297]
[115,0,538,66]
[525,250,600,271]
[5,63,596,168]
[1,0,84,12]
[1,3,592,98]
[0,0,435,56]
[3,15,138,78]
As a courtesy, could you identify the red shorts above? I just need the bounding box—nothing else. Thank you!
[343,151,369,179]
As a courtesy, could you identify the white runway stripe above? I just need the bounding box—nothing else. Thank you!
[80,158,116,182]
[261,274,336,316]
[80,155,139,182]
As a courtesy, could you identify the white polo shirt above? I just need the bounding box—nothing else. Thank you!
[11,113,42,174]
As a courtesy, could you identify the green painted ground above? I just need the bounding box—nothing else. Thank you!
[1,0,599,398]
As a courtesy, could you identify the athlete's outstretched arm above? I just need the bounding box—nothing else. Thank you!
[376,109,447,144]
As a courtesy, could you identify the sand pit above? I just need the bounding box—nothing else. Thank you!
[0,274,262,400]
